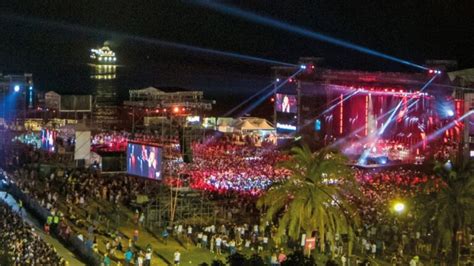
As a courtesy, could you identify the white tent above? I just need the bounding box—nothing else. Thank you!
[217,117,234,133]
[233,117,275,131]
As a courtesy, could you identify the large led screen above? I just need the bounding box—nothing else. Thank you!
[127,143,163,180]
[40,129,56,152]
[276,93,297,113]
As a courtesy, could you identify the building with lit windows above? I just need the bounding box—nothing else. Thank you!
[123,87,213,130]
[90,44,117,80]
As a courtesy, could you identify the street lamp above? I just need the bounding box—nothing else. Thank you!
[393,202,405,214]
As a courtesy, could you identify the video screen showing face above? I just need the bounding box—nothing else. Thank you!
[40,129,56,152]
[127,143,163,180]
[276,93,297,113]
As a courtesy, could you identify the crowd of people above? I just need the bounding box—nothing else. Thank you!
[168,221,291,264]
[3,130,455,265]
[91,130,130,152]
[184,141,290,196]
[0,200,66,265]
[349,167,444,264]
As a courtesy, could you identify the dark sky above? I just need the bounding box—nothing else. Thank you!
[0,0,473,109]
[1,1,474,68]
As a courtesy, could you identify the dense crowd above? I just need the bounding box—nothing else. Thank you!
[6,144,165,265]
[350,167,444,264]
[91,130,182,153]
[184,141,290,195]
[4,132,454,265]
[0,200,65,265]
[354,167,441,223]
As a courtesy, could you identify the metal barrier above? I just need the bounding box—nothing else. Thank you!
[8,183,103,266]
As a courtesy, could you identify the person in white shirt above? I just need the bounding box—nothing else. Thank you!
[177,224,183,237]
[136,254,144,266]
[144,248,152,266]
[187,226,193,236]
[174,250,181,265]
[197,232,203,248]
[409,256,419,266]
[215,236,222,255]
[365,242,371,255]
[263,236,269,250]
[341,254,347,266]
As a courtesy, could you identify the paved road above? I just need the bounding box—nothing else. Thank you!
[0,191,85,266]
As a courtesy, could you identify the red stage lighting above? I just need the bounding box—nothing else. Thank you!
[428,69,434,74]
[173,106,180,113]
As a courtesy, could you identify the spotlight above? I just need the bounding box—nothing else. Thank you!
[276,78,280,82]
[446,109,454,117]
[300,64,307,70]
[14,85,20,92]
[428,69,434,74]
[29,86,33,91]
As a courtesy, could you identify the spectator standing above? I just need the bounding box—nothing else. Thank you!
[215,235,222,255]
[144,248,152,266]
[174,250,181,265]
[124,249,133,266]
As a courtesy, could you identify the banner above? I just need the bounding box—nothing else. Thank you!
[74,131,91,161]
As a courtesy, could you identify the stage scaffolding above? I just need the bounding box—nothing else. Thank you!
[124,87,215,228]
[144,187,217,229]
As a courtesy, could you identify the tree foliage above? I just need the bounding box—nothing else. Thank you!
[416,160,474,261]
[258,145,360,253]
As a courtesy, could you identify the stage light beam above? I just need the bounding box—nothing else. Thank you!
[194,1,428,70]
[223,81,277,117]
[0,13,297,67]
[238,69,304,116]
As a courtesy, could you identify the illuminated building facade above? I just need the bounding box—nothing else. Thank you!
[124,87,213,130]
[89,44,119,127]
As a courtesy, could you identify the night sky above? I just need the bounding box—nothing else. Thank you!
[0,1,473,113]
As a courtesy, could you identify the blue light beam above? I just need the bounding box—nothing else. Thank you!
[357,100,403,165]
[413,110,474,149]
[238,69,304,116]
[330,75,437,149]
[223,81,277,117]
[0,13,296,67]
[194,1,428,70]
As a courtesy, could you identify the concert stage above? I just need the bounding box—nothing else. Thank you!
[274,63,463,164]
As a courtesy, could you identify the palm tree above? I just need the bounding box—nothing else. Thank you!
[257,144,360,256]
[416,160,474,264]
